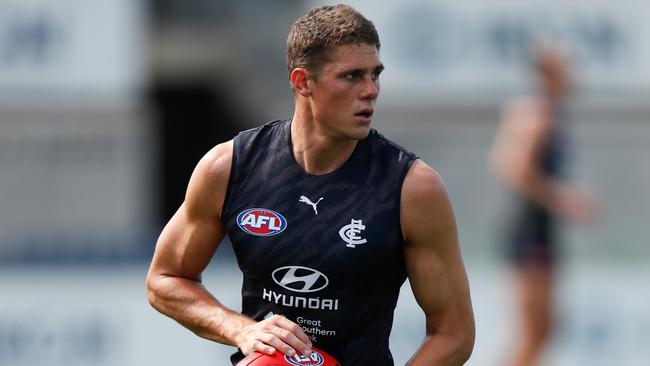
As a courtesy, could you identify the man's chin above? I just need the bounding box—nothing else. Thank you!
[350,126,371,140]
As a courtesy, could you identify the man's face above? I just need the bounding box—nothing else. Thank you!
[307,43,383,141]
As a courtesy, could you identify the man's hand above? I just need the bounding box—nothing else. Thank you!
[554,187,600,224]
[235,315,313,358]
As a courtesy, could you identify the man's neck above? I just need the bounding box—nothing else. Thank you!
[290,109,358,175]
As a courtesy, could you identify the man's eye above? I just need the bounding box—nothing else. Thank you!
[344,73,359,80]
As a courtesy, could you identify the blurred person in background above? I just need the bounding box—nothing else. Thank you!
[489,45,598,366]
[147,4,474,366]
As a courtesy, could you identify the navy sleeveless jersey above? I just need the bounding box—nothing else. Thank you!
[222,119,417,365]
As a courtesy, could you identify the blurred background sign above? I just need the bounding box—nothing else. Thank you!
[0,0,144,100]
[338,0,650,103]
[0,0,151,263]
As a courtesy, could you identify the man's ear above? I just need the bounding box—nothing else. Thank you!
[290,67,312,97]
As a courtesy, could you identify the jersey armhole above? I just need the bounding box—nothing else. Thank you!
[396,156,417,244]
[220,138,239,222]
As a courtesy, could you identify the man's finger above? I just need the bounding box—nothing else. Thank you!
[251,340,276,356]
[274,316,313,348]
[260,332,296,357]
[271,326,312,356]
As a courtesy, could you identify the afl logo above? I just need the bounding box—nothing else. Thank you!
[237,208,287,236]
[284,351,325,366]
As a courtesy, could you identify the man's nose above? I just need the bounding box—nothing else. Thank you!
[360,78,379,99]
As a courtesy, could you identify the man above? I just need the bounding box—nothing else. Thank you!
[147,5,474,365]
[489,46,597,366]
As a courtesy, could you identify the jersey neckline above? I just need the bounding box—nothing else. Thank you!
[283,119,366,178]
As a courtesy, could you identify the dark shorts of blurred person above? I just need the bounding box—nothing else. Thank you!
[506,201,557,269]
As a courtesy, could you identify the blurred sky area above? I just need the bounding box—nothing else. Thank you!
[0,1,649,365]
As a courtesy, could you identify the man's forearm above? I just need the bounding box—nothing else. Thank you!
[147,274,253,346]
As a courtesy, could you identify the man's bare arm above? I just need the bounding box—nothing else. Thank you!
[146,141,312,357]
[401,160,475,365]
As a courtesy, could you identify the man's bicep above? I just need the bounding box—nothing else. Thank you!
[153,205,226,280]
[404,233,472,333]
[150,141,233,280]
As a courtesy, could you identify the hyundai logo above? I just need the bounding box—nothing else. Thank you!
[272,266,329,293]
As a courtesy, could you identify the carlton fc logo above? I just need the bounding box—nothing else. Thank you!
[339,219,367,248]
[237,208,287,236]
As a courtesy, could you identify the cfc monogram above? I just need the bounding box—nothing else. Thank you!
[339,219,367,248]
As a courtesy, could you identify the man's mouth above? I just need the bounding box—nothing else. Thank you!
[354,109,374,120]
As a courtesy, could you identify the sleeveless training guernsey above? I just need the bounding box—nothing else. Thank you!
[222,119,417,365]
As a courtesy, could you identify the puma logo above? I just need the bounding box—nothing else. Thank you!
[299,195,324,215]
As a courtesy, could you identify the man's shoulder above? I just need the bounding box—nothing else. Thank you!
[184,140,234,220]
[400,160,453,243]
[199,140,234,181]
[404,160,444,193]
